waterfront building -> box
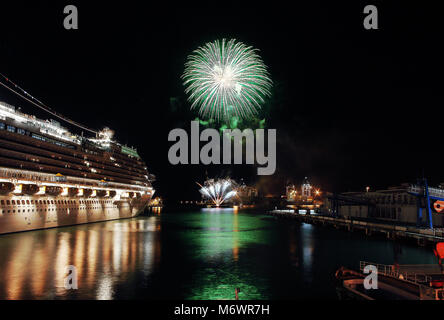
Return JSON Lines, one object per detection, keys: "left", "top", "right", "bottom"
{"left": 236, "top": 183, "right": 259, "bottom": 206}
{"left": 324, "top": 183, "right": 444, "bottom": 227}
{"left": 286, "top": 177, "right": 323, "bottom": 212}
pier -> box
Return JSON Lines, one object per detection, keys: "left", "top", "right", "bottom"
{"left": 267, "top": 210, "right": 444, "bottom": 246}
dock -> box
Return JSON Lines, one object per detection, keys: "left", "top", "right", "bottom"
{"left": 267, "top": 210, "right": 444, "bottom": 246}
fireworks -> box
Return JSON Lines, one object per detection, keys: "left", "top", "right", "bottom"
{"left": 183, "top": 39, "right": 272, "bottom": 122}
{"left": 198, "top": 179, "right": 238, "bottom": 207}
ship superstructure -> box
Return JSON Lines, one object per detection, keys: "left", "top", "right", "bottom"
{"left": 0, "top": 101, "right": 155, "bottom": 234}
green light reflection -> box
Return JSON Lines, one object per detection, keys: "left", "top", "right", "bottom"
{"left": 177, "top": 209, "right": 273, "bottom": 300}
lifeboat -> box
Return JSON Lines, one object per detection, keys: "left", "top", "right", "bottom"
{"left": 21, "top": 184, "right": 40, "bottom": 195}
{"left": 82, "top": 189, "right": 93, "bottom": 197}
{"left": 96, "top": 190, "right": 107, "bottom": 197}
{"left": 68, "top": 188, "right": 79, "bottom": 197}
{"left": 45, "top": 186, "right": 63, "bottom": 196}
{"left": 0, "top": 182, "right": 15, "bottom": 195}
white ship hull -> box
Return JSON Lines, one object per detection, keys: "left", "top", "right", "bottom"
{"left": 0, "top": 194, "right": 151, "bottom": 235}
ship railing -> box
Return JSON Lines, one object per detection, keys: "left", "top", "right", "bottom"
{"left": 0, "top": 168, "right": 54, "bottom": 182}
{"left": 360, "top": 261, "right": 442, "bottom": 299}
{"left": 409, "top": 185, "right": 423, "bottom": 195}
{"left": 432, "top": 288, "right": 444, "bottom": 300}
{"left": 409, "top": 184, "right": 444, "bottom": 198}
{"left": 0, "top": 167, "right": 150, "bottom": 192}
{"left": 419, "top": 285, "right": 440, "bottom": 300}
{"left": 0, "top": 103, "right": 81, "bottom": 144}
{"left": 429, "top": 188, "right": 444, "bottom": 198}
{"left": 359, "top": 261, "right": 432, "bottom": 285}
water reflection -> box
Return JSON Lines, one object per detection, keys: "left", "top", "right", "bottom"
{"left": 232, "top": 212, "right": 239, "bottom": 262}
{"left": 0, "top": 209, "right": 438, "bottom": 300}
{"left": 288, "top": 225, "right": 299, "bottom": 268}
{"left": 178, "top": 209, "right": 272, "bottom": 300}
{"left": 0, "top": 216, "right": 162, "bottom": 300}
{"left": 151, "top": 207, "right": 162, "bottom": 215}
{"left": 301, "top": 223, "right": 314, "bottom": 281}
{"left": 179, "top": 210, "right": 436, "bottom": 300}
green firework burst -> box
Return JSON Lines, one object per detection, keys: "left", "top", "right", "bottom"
{"left": 182, "top": 39, "right": 272, "bottom": 122}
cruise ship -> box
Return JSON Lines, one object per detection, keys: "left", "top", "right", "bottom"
{"left": 0, "top": 101, "right": 155, "bottom": 235}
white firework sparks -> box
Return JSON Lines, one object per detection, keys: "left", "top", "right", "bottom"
{"left": 182, "top": 38, "right": 272, "bottom": 121}
{"left": 198, "top": 179, "right": 238, "bottom": 207}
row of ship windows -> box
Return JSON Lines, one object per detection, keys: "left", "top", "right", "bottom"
{"left": 0, "top": 122, "right": 75, "bottom": 149}
{"left": 1, "top": 120, "right": 144, "bottom": 163}
{"left": 1, "top": 122, "right": 146, "bottom": 179}
{"left": 1, "top": 124, "right": 147, "bottom": 185}
{"left": 1, "top": 199, "right": 114, "bottom": 206}
{"left": 1, "top": 206, "right": 116, "bottom": 214}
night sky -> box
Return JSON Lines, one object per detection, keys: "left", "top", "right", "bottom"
{"left": 0, "top": 1, "right": 443, "bottom": 201}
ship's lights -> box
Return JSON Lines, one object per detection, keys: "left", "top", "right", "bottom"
{"left": 13, "top": 184, "right": 23, "bottom": 194}
{"left": 37, "top": 186, "right": 46, "bottom": 195}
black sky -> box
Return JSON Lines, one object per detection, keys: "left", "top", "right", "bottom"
{"left": 0, "top": 1, "right": 443, "bottom": 201}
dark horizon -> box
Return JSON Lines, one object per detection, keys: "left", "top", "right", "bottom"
{"left": 1, "top": 1, "right": 443, "bottom": 201}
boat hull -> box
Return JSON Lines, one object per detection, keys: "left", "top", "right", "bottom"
{"left": 0, "top": 194, "right": 151, "bottom": 235}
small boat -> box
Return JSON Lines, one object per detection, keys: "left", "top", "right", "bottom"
{"left": 336, "top": 262, "right": 444, "bottom": 300}
{"left": 68, "top": 188, "right": 79, "bottom": 197}
{"left": 82, "top": 189, "right": 93, "bottom": 197}
{"left": 96, "top": 190, "right": 107, "bottom": 197}
{"left": 21, "top": 184, "right": 40, "bottom": 195}
{"left": 0, "top": 182, "right": 15, "bottom": 195}
{"left": 45, "top": 186, "right": 63, "bottom": 196}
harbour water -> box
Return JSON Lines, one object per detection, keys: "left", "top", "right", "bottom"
{"left": 0, "top": 209, "right": 437, "bottom": 300}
